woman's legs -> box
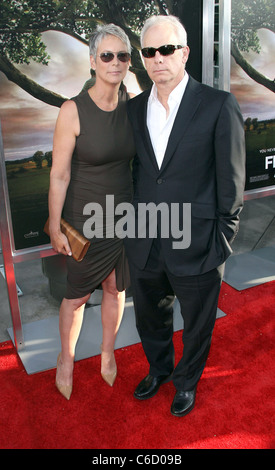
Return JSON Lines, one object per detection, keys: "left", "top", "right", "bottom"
{"left": 56, "top": 268, "right": 125, "bottom": 394}
{"left": 56, "top": 293, "right": 90, "bottom": 393}
{"left": 101, "top": 269, "right": 125, "bottom": 384}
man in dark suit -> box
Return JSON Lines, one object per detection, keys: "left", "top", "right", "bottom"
{"left": 125, "top": 15, "right": 246, "bottom": 417}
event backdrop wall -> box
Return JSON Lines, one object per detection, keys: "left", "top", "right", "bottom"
{"left": 0, "top": 0, "right": 274, "bottom": 255}
{"left": 1, "top": 0, "right": 274, "bottom": 354}
{"left": 0, "top": 0, "right": 203, "bottom": 253}
{"left": 230, "top": 0, "right": 275, "bottom": 194}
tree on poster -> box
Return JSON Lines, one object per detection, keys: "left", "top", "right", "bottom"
{"left": 0, "top": 0, "right": 203, "bottom": 250}
{"left": 1, "top": 0, "right": 274, "bottom": 250}
{"left": 0, "top": 0, "right": 202, "bottom": 107}
{"left": 231, "top": 0, "right": 275, "bottom": 191}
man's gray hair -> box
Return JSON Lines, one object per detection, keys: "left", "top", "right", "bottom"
{"left": 140, "top": 15, "right": 188, "bottom": 48}
{"left": 89, "top": 24, "right": 132, "bottom": 58}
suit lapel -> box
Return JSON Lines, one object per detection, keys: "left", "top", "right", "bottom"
{"left": 137, "top": 88, "right": 160, "bottom": 173}
{"left": 136, "top": 77, "right": 203, "bottom": 174}
{"left": 159, "top": 77, "right": 202, "bottom": 173}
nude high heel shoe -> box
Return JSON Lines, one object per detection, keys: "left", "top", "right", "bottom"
{"left": 100, "top": 345, "right": 117, "bottom": 387}
{"left": 55, "top": 353, "right": 73, "bottom": 400}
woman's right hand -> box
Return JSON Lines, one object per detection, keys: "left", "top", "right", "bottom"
{"left": 48, "top": 99, "right": 79, "bottom": 259}
{"left": 50, "top": 230, "right": 72, "bottom": 257}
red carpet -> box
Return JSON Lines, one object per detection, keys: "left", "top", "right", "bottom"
{"left": 0, "top": 281, "right": 274, "bottom": 450}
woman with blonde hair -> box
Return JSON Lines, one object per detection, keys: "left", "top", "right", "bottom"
{"left": 48, "top": 24, "right": 135, "bottom": 399}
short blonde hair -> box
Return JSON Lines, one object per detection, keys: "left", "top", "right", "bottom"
{"left": 140, "top": 15, "right": 187, "bottom": 48}
{"left": 89, "top": 24, "right": 131, "bottom": 59}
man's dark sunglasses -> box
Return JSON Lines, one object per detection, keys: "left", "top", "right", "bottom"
{"left": 141, "top": 44, "right": 183, "bottom": 58}
{"left": 99, "top": 52, "right": 131, "bottom": 63}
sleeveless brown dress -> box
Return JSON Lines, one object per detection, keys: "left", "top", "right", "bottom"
{"left": 63, "top": 89, "right": 135, "bottom": 299}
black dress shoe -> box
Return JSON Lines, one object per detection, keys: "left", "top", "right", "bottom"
{"left": 171, "top": 388, "right": 196, "bottom": 417}
{"left": 134, "top": 374, "right": 172, "bottom": 400}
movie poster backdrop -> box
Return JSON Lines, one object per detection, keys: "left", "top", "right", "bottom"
{"left": 3, "top": 1, "right": 275, "bottom": 252}
{"left": 0, "top": 0, "right": 204, "bottom": 252}
{"left": 230, "top": 0, "right": 275, "bottom": 192}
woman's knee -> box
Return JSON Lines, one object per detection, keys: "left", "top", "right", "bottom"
{"left": 63, "top": 293, "right": 91, "bottom": 310}
{"left": 102, "top": 270, "right": 121, "bottom": 298}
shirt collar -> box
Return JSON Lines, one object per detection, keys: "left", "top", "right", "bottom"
{"left": 149, "top": 72, "right": 189, "bottom": 105}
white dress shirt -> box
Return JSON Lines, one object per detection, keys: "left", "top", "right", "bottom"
{"left": 147, "top": 72, "right": 189, "bottom": 169}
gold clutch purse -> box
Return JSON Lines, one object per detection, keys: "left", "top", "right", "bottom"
{"left": 44, "top": 217, "right": 90, "bottom": 262}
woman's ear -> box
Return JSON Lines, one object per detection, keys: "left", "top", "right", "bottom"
{"left": 90, "top": 54, "right": 96, "bottom": 72}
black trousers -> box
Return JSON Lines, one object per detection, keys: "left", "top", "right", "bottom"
{"left": 129, "top": 236, "right": 225, "bottom": 391}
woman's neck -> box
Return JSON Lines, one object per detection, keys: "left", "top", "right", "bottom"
{"left": 88, "top": 82, "right": 120, "bottom": 112}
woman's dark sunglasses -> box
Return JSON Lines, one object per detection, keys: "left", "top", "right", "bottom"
{"left": 99, "top": 52, "right": 131, "bottom": 63}
{"left": 141, "top": 44, "right": 183, "bottom": 58}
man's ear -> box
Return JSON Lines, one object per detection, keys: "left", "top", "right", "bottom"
{"left": 182, "top": 46, "right": 190, "bottom": 65}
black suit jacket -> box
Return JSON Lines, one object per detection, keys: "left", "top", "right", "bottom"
{"left": 125, "top": 76, "right": 246, "bottom": 276}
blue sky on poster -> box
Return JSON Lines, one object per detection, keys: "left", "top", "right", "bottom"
{"left": 0, "top": 27, "right": 274, "bottom": 161}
